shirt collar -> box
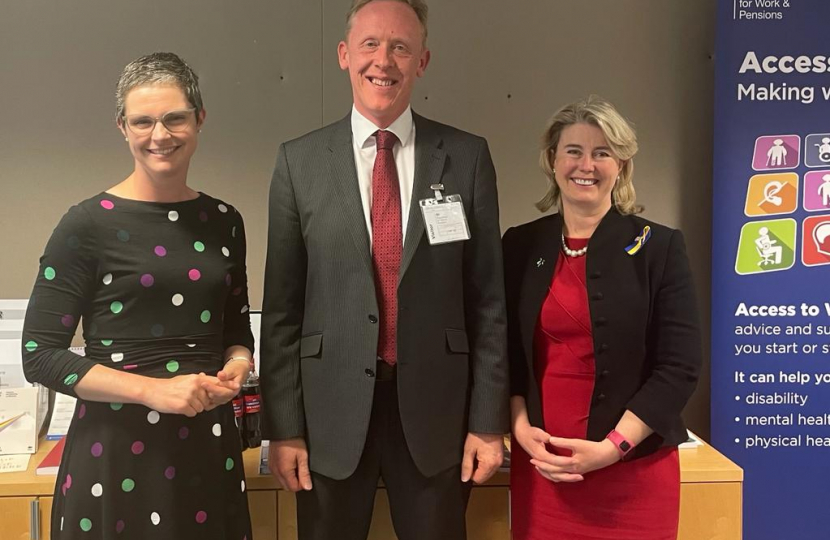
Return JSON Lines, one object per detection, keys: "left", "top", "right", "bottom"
{"left": 351, "top": 105, "right": 414, "bottom": 149}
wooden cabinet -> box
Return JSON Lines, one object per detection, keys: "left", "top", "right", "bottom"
{"left": 0, "top": 439, "right": 741, "bottom": 540}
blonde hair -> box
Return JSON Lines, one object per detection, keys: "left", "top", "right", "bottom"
{"left": 345, "top": 0, "right": 428, "bottom": 46}
{"left": 537, "top": 96, "right": 642, "bottom": 215}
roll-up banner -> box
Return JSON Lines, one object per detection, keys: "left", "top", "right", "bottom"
{"left": 712, "top": 1, "right": 830, "bottom": 538}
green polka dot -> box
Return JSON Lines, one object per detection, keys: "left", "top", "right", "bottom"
{"left": 225, "top": 457, "right": 234, "bottom": 471}
{"left": 110, "top": 301, "right": 123, "bottom": 314}
{"left": 121, "top": 478, "right": 135, "bottom": 492}
{"left": 80, "top": 518, "right": 92, "bottom": 532}
{"left": 166, "top": 360, "right": 180, "bottom": 373}
{"left": 101, "top": 339, "right": 113, "bottom": 347}
{"left": 44, "top": 267, "right": 56, "bottom": 280}
{"left": 63, "top": 373, "right": 78, "bottom": 386}
{"left": 110, "top": 403, "right": 123, "bottom": 411}
{"left": 116, "top": 230, "right": 130, "bottom": 242}
{"left": 200, "top": 310, "right": 211, "bottom": 323}
{"left": 25, "top": 341, "right": 38, "bottom": 352}
{"left": 194, "top": 241, "right": 205, "bottom": 252}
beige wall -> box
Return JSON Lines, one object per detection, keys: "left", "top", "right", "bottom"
{"left": 0, "top": 0, "right": 715, "bottom": 437}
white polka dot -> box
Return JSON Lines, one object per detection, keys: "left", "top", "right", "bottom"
{"left": 222, "top": 247, "right": 230, "bottom": 257}
{"left": 172, "top": 294, "right": 184, "bottom": 307}
{"left": 91, "top": 483, "right": 103, "bottom": 497}
{"left": 232, "top": 226, "right": 237, "bottom": 237}
{"left": 150, "top": 512, "right": 161, "bottom": 525}
{"left": 186, "top": 343, "right": 196, "bottom": 348}
{"left": 241, "top": 480, "right": 245, "bottom": 492}
{"left": 111, "top": 352, "right": 124, "bottom": 363}
{"left": 241, "top": 305, "right": 249, "bottom": 314}
{"left": 147, "top": 411, "right": 160, "bottom": 424}
{"left": 218, "top": 204, "right": 228, "bottom": 213}
{"left": 102, "top": 273, "right": 113, "bottom": 285}
{"left": 212, "top": 423, "right": 222, "bottom": 437}
{"left": 168, "top": 211, "right": 179, "bottom": 222}
{"left": 60, "top": 517, "right": 64, "bottom": 531}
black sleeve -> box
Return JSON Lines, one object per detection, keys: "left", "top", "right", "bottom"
{"left": 222, "top": 208, "right": 255, "bottom": 354}
{"left": 503, "top": 226, "right": 529, "bottom": 398}
{"left": 21, "top": 205, "right": 100, "bottom": 397}
{"left": 626, "top": 230, "right": 702, "bottom": 438}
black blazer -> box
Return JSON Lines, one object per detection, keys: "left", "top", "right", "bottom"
{"left": 503, "top": 209, "right": 701, "bottom": 458}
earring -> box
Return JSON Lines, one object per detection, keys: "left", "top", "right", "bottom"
{"left": 198, "top": 129, "right": 202, "bottom": 133}
{"left": 125, "top": 137, "right": 128, "bottom": 141}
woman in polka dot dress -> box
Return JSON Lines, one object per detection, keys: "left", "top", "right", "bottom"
{"left": 21, "top": 52, "right": 254, "bottom": 539}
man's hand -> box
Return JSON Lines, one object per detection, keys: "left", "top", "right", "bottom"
{"left": 461, "top": 432, "right": 504, "bottom": 484}
{"left": 268, "top": 438, "right": 313, "bottom": 492}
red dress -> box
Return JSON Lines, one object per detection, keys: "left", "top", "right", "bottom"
{"left": 511, "top": 238, "right": 680, "bottom": 540}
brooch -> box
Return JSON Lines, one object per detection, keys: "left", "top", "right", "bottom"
{"left": 625, "top": 226, "right": 652, "bottom": 256}
{"left": 536, "top": 257, "right": 545, "bottom": 267}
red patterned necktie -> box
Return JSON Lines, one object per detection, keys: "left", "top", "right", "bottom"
{"left": 371, "top": 130, "right": 401, "bottom": 366}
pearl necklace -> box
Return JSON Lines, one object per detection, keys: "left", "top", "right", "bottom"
{"left": 561, "top": 233, "right": 588, "bottom": 257}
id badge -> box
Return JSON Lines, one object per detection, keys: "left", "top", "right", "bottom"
{"left": 419, "top": 193, "right": 471, "bottom": 245}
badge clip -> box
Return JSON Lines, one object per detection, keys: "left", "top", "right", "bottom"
{"left": 430, "top": 183, "right": 445, "bottom": 201}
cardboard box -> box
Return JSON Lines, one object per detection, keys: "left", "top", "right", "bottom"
{"left": 0, "top": 386, "right": 48, "bottom": 454}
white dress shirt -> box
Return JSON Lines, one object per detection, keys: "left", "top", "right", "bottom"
{"left": 350, "top": 105, "right": 416, "bottom": 247}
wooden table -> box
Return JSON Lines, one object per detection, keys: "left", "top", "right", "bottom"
{"left": 0, "top": 438, "right": 742, "bottom": 539}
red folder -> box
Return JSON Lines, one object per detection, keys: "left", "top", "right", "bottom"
{"left": 36, "top": 437, "right": 66, "bottom": 476}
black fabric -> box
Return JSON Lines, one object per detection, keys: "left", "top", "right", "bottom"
{"left": 297, "top": 377, "right": 472, "bottom": 540}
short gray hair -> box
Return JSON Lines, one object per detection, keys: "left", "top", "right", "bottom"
{"left": 115, "top": 52, "right": 203, "bottom": 122}
{"left": 345, "top": 0, "right": 428, "bottom": 45}
{"left": 537, "top": 96, "right": 642, "bottom": 215}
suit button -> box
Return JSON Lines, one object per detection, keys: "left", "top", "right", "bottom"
{"left": 601, "top": 369, "right": 611, "bottom": 377}
{"left": 590, "top": 271, "right": 602, "bottom": 279}
{"left": 599, "top": 343, "right": 609, "bottom": 352}
{"left": 591, "top": 292, "right": 604, "bottom": 301}
{"left": 595, "top": 317, "right": 607, "bottom": 327}
{"left": 365, "top": 368, "right": 375, "bottom": 378}
{"left": 596, "top": 393, "right": 606, "bottom": 402}
{"left": 368, "top": 315, "right": 378, "bottom": 323}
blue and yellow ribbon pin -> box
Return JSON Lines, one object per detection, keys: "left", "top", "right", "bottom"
{"left": 625, "top": 226, "right": 652, "bottom": 256}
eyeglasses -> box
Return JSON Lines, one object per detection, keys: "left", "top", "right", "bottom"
{"left": 123, "top": 108, "right": 196, "bottom": 136}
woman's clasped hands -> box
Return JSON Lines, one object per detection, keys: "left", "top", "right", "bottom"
{"left": 514, "top": 421, "right": 621, "bottom": 483}
{"left": 141, "top": 360, "right": 249, "bottom": 417}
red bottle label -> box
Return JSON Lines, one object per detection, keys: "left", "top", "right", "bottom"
{"left": 244, "top": 394, "right": 261, "bottom": 414}
{"left": 232, "top": 397, "right": 244, "bottom": 418}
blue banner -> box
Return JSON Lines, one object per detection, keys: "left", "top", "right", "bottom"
{"left": 712, "top": 1, "right": 830, "bottom": 538}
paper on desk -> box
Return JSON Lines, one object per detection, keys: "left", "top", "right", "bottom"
{"left": 0, "top": 453, "right": 31, "bottom": 473}
{"left": 0, "top": 339, "right": 29, "bottom": 389}
{"left": 47, "top": 393, "right": 77, "bottom": 439}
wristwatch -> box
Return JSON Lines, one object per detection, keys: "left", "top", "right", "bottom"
{"left": 606, "top": 429, "right": 635, "bottom": 459}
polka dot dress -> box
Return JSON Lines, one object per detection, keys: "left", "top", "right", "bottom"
{"left": 21, "top": 192, "right": 254, "bottom": 540}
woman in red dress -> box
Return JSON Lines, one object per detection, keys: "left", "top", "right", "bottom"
{"left": 503, "top": 96, "right": 702, "bottom": 540}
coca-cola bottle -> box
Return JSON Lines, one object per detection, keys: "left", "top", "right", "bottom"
{"left": 232, "top": 391, "right": 247, "bottom": 450}
{"left": 241, "top": 361, "right": 262, "bottom": 448}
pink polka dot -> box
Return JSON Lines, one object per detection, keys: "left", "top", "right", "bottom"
{"left": 188, "top": 269, "right": 201, "bottom": 281}
{"left": 232, "top": 287, "right": 242, "bottom": 296}
{"left": 78, "top": 404, "right": 86, "bottom": 419}
{"left": 131, "top": 441, "right": 145, "bottom": 455}
{"left": 116, "top": 520, "right": 125, "bottom": 533}
{"left": 123, "top": 364, "right": 138, "bottom": 371}
{"left": 65, "top": 474, "right": 72, "bottom": 488}
{"left": 140, "top": 274, "right": 155, "bottom": 287}
{"left": 164, "top": 466, "right": 176, "bottom": 479}
{"left": 61, "top": 314, "right": 75, "bottom": 328}
{"left": 91, "top": 442, "right": 103, "bottom": 457}
{"left": 225, "top": 273, "right": 232, "bottom": 286}
{"left": 154, "top": 246, "right": 167, "bottom": 257}
{"left": 195, "top": 511, "right": 207, "bottom": 524}
{"left": 199, "top": 211, "right": 208, "bottom": 222}
{"left": 178, "top": 426, "right": 189, "bottom": 439}
{"left": 100, "top": 200, "right": 114, "bottom": 210}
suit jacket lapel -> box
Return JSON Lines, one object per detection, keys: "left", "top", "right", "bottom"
{"left": 399, "top": 113, "right": 446, "bottom": 283}
{"left": 520, "top": 214, "right": 561, "bottom": 370}
{"left": 326, "top": 115, "right": 374, "bottom": 274}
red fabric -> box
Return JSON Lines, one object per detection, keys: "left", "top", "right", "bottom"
{"left": 511, "top": 238, "right": 680, "bottom": 540}
{"left": 371, "top": 130, "right": 401, "bottom": 365}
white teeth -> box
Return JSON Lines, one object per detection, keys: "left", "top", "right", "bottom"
{"left": 149, "top": 147, "right": 177, "bottom": 155}
{"left": 370, "top": 78, "right": 394, "bottom": 87}
{"left": 572, "top": 178, "right": 597, "bottom": 186}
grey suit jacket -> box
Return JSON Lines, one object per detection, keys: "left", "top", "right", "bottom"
{"left": 260, "top": 112, "right": 509, "bottom": 480}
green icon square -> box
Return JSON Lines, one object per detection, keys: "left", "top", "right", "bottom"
{"left": 735, "top": 218, "right": 797, "bottom": 275}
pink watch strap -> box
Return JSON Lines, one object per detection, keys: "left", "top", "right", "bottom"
{"left": 606, "top": 429, "right": 635, "bottom": 458}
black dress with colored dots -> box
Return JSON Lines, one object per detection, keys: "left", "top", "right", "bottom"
{"left": 21, "top": 192, "right": 255, "bottom": 540}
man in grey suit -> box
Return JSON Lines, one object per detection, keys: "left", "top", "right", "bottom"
{"left": 260, "top": 1, "right": 509, "bottom": 538}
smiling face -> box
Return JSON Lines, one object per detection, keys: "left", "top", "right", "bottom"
{"left": 338, "top": 0, "right": 430, "bottom": 128}
{"left": 553, "top": 122, "right": 624, "bottom": 215}
{"left": 118, "top": 84, "right": 205, "bottom": 179}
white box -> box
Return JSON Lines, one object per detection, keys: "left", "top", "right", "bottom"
{"left": 0, "top": 386, "right": 48, "bottom": 454}
{"left": 0, "top": 299, "right": 28, "bottom": 321}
